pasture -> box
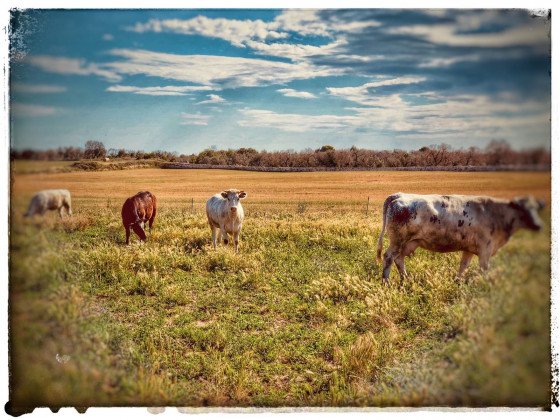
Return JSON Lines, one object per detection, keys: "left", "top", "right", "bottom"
{"left": 9, "top": 168, "right": 551, "bottom": 410}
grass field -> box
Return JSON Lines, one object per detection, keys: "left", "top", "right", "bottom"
{"left": 8, "top": 168, "right": 552, "bottom": 410}
{"left": 11, "top": 160, "right": 76, "bottom": 175}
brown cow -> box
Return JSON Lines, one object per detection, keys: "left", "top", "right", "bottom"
{"left": 121, "top": 191, "right": 157, "bottom": 245}
{"left": 377, "top": 193, "right": 545, "bottom": 284}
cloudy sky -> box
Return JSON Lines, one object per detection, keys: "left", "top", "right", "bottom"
{"left": 9, "top": 8, "right": 551, "bottom": 154}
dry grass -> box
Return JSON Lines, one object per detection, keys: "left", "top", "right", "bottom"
{"left": 8, "top": 167, "right": 551, "bottom": 411}
{"left": 11, "top": 167, "right": 550, "bottom": 211}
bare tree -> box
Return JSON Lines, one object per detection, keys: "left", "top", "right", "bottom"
{"left": 84, "top": 140, "right": 106, "bottom": 159}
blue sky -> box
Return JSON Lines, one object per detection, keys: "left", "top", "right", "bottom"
{"left": 9, "top": 8, "right": 551, "bottom": 154}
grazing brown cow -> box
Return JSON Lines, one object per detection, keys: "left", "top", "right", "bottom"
{"left": 206, "top": 189, "right": 247, "bottom": 253}
{"left": 377, "top": 193, "right": 545, "bottom": 284}
{"left": 121, "top": 191, "right": 157, "bottom": 245}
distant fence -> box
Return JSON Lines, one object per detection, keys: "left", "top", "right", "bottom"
{"left": 161, "top": 163, "right": 551, "bottom": 172}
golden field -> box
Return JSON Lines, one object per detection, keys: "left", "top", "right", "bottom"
{"left": 11, "top": 168, "right": 551, "bottom": 209}
{"left": 8, "top": 167, "right": 552, "bottom": 410}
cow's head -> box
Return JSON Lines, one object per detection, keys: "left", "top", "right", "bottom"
{"left": 510, "top": 196, "right": 545, "bottom": 231}
{"left": 221, "top": 189, "right": 247, "bottom": 214}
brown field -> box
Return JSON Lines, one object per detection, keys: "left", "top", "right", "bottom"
{"left": 8, "top": 167, "right": 552, "bottom": 408}
{"left": 11, "top": 168, "right": 551, "bottom": 211}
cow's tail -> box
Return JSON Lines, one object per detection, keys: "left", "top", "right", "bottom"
{"left": 377, "top": 194, "right": 396, "bottom": 260}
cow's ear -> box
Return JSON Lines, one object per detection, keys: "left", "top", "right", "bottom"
{"left": 538, "top": 199, "right": 546, "bottom": 211}
{"left": 239, "top": 191, "right": 247, "bottom": 199}
{"left": 221, "top": 191, "right": 228, "bottom": 199}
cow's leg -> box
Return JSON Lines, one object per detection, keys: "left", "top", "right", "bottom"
{"left": 394, "top": 253, "right": 407, "bottom": 282}
{"left": 58, "top": 207, "right": 64, "bottom": 219}
{"left": 457, "top": 251, "right": 474, "bottom": 279}
{"left": 64, "top": 203, "right": 72, "bottom": 217}
{"left": 220, "top": 226, "right": 229, "bottom": 246}
{"left": 382, "top": 244, "right": 397, "bottom": 285}
{"left": 210, "top": 225, "right": 218, "bottom": 250}
{"left": 40, "top": 208, "right": 46, "bottom": 217}
{"left": 125, "top": 226, "right": 131, "bottom": 245}
{"left": 233, "top": 230, "right": 241, "bottom": 253}
{"left": 478, "top": 250, "right": 491, "bottom": 271}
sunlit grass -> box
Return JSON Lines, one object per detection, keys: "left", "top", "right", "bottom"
{"left": 8, "top": 169, "right": 551, "bottom": 410}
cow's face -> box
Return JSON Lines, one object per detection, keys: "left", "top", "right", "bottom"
{"left": 221, "top": 190, "right": 247, "bottom": 214}
{"left": 512, "top": 196, "right": 545, "bottom": 231}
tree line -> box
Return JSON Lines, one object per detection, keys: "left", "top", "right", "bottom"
{"left": 11, "top": 140, "right": 550, "bottom": 168}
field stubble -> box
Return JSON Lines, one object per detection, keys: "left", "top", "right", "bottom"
{"left": 8, "top": 168, "right": 551, "bottom": 410}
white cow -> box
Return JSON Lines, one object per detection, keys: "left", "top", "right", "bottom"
{"left": 24, "top": 189, "right": 73, "bottom": 219}
{"left": 377, "top": 192, "right": 545, "bottom": 283}
{"left": 206, "top": 189, "right": 247, "bottom": 253}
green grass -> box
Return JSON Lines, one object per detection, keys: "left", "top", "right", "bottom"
{"left": 9, "top": 201, "right": 551, "bottom": 410}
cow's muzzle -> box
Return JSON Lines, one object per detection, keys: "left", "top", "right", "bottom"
{"left": 230, "top": 207, "right": 237, "bottom": 213}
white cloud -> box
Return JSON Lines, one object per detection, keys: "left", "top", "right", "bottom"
{"left": 244, "top": 38, "right": 346, "bottom": 61}
{"left": 106, "top": 49, "right": 345, "bottom": 89}
{"left": 180, "top": 112, "right": 210, "bottom": 126}
{"left": 102, "top": 34, "right": 114, "bottom": 41}
{"left": 269, "top": 10, "right": 380, "bottom": 37}
{"left": 277, "top": 88, "right": 316, "bottom": 99}
{"left": 24, "top": 55, "right": 121, "bottom": 82}
{"left": 238, "top": 89, "right": 549, "bottom": 139}
{"left": 23, "top": 49, "right": 344, "bottom": 90}
{"left": 197, "top": 94, "right": 226, "bottom": 105}
{"left": 11, "top": 103, "right": 62, "bottom": 117}
{"left": 238, "top": 109, "right": 360, "bottom": 132}
{"left": 106, "top": 84, "right": 213, "bottom": 96}
{"left": 345, "top": 93, "right": 550, "bottom": 135}
{"left": 389, "top": 11, "right": 549, "bottom": 48}
{"left": 126, "top": 11, "right": 380, "bottom": 61}
{"left": 11, "top": 83, "right": 67, "bottom": 93}
{"left": 327, "top": 77, "right": 427, "bottom": 105}
{"left": 128, "top": 16, "right": 287, "bottom": 48}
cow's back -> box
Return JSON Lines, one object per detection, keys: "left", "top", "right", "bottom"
{"left": 122, "top": 191, "right": 155, "bottom": 225}
{"left": 206, "top": 194, "right": 227, "bottom": 225}
{"left": 387, "top": 193, "right": 508, "bottom": 253}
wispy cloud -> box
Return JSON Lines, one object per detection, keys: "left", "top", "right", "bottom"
{"left": 24, "top": 55, "right": 121, "bottom": 82}
{"left": 179, "top": 112, "right": 210, "bottom": 126}
{"left": 126, "top": 11, "right": 380, "bottom": 63}
{"left": 197, "top": 94, "right": 226, "bottom": 105}
{"left": 327, "top": 77, "right": 427, "bottom": 105}
{"left": 388, "top": 10, "right": 549, "bottom": 47}
{"left": 106, "top": 84, "right": 213, "bottom": 96}
{"left": 127, "top": 16, "right": 287, "bottom": 48}
{"left": 239, "top": 90, "right": 549, "bottom": 138}
{"left": 106, "top": 49, "right": 345, "bottom": 89}
{"left": 11, "top": 102, "right": 63, "bottom": 117}
{"left": 102, "top": 34, "right": 114, "bottom": 41}
{"left": 238, "top": 109, "right": 360, "bottom": 132}
{"left": 277, "top": 88, "right": 316, "bottom": 99}
{"left": 11, "top": 83, "right": 67, "bottom": 93}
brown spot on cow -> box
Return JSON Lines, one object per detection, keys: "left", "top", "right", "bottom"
{"left": 458, "top": 220, "right": 465, "bottom": 227}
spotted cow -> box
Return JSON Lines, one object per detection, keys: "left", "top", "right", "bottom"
{"left": 376, "top": 193, "right": 545, "bottom": 283}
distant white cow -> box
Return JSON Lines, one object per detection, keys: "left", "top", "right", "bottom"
{"left": 24, "top": 189, "right": 72, "bottom": 219}
{"left": 377, "top": 192, "right": 545, "bottom": 283}
{"left": 206, "top": 189, "right": 247, "bottom": 253}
